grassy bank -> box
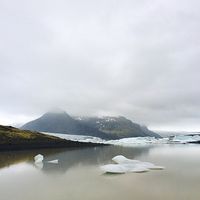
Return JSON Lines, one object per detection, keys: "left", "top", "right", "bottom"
{"left": 0, "top": 125, "right": 105, "bottom": 151}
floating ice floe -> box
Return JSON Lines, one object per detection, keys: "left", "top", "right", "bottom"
{"left": 34, "top": 154, "right": 44, "bottom": 169}
{"left": 47, "top": 159, "right": 59, "bottom": 164}
{"left": 34, "top": 154, "right": 44, "bottom": 163}
{"left": 34, "top": 154, "right": 59, "bottom": 168}
{"left": 112, "top": 155, "right": 164, "bottom": 170}
{"left": 100, "top": 155, "right": 164, "bottom": 174}
{"left": 112, "top": 155, "right": 140, "bottom": 164}
{"left": 101, "top": 164, "right": 149, "bottom": 174}
{"left": 101, "top": 164, "right": 128, "bottom": 174}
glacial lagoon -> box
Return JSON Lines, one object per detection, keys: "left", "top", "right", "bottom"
{"left": 0, "top": 142, "right": 200, "bottom": 200}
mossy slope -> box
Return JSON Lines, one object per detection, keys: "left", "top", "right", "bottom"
{"left": 0, "top": 125, "right": 103, "bottom": 151}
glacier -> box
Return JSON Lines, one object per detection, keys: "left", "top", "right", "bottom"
{"left": 42, "top": 132, "right": 200, "bottom": 146}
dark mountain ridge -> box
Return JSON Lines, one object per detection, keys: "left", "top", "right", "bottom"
{"left": 21, "top": 111, "right": 161, "bottom": 139}
{"left": 21, "top": 111, "right": 111, "bottom": 139}
{"left": 75, "top": 116, "right": 160, "bottom": 138}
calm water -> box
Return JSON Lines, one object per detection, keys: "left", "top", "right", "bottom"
{"left": 0, "top": 144, "right": 200, "bottom": 200}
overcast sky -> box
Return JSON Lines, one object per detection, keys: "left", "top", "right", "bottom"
{"left": 0, "top": 0, "right": 200, "bottom": 131}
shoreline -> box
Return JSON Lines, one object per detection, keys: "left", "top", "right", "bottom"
{"left": 0, "top": 125, "right": 108, "bottom": 152}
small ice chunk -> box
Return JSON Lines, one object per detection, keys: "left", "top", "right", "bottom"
{"left": 34, "top": 154, "right": 44, "bottom": 163}
{"left": 47, "top": 159, "right": 58, "bottom": 164}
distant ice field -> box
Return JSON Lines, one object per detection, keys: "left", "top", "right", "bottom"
{"left": 43, "top": 132, "right": 200, "bottom": 146}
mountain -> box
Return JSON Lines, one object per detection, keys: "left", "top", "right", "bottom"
{"left": 0, "top": 125, "right": 102, "bottom": 151}
{"left": 21, "top": 111, "right": 161, "bottom": 139}
{"left": 21, "top": 111, "right": 110, "bottom": 139}
{"left": 75, "top": 116, "right": 161, "bottom": 138}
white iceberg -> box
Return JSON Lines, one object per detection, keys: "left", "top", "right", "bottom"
{"left": 112, "top": 155, "right": 140, "bottom": 164}
{"left": 137, "top": 161, "right": 164, "bottom": 170}
{"left": 34, "top": 154, "right": 44, "bottom": 164}
{"left": 100, "top": 155, "right": 164, "bottom": 174}
{"left": 100, "top": 164, "right": 127, "bottom": 174}
{"left": 34, "top": 154, "right": 59, "bottom": 165}
{"left": 100, "top": 163, "right": 149, "bottom": 174}
{"left": 112, "top": 155, "right": 164, "bottom": 170}
{"left": 125, "top": 165, "right": 149, "bottom": 173}
{"left": 47, "top": 159, "right": 59, "bottom": 164}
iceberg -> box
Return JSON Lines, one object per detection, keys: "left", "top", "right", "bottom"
{"left": 100, "top": 155, "right": 164, "bottom": 174}
{"left": 34, "top": 154, "right": 44, "bottom": 169}
{"left": 100, "top": 163, "right": 149, "bottom": 174}
{"left": 100, "top": 164, "right": 127, "bottom": 174}
{"left": 34, "top": 154, "right": 44, "bottom": 163}
{"left": 34, "top": 154, "right": 59, "bottom": 169}
{"left": 137, "top": 161, "right": 164, "bottom": 170}
{"left": 112, "top": 155, "right": 164, "bottom": 170}
{"left": 112, "top": 155, "right": 140, "bottom": 164}
{"left": 34, "top": 154, "right": 59, "bottom": 164}
{"left": 125, "top": 164, "right": 149, "bottom": 173}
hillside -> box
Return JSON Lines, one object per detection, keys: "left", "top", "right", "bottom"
{"left": 21, "top": 111, "right": 110, "bottom": 139}
{"left": 76, "top": 116, "right": 161, "bottom": 139}
{"left": 0, "top": 125, "right": 103, "bottom": 151}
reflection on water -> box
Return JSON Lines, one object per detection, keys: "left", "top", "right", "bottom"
{"left": 42, "top": 145, "right": 152, "bottom": 173}
{"left": 0, "top": 145, "right": 152, "bottom": 173}
{"left": 0, "top": 144, "right": 200, "bottom": 200}
{"left": 0, "top": 148, "right": 68, "bottom": 170}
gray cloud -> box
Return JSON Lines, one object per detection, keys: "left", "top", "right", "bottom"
{"left": 0, "top": 0, "right": 200, "bottom": 131}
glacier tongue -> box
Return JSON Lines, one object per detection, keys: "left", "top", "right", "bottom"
{"left": 43, "top": 131, "right": 200, "bottom": 146}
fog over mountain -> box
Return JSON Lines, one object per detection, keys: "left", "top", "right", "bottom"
{"left": 0, "top": 0, "right": 200, "bottom": 131}
{"left": 21, "top": 111, "right": 160, "bottom": 139}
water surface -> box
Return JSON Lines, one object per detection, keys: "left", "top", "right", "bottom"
{"left": 0, "top": 144, "right": 200, "bottom": 200}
